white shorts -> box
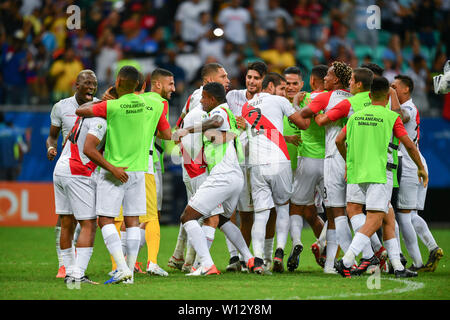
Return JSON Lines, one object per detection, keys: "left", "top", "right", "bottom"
{"left": 189, "top": 170, "right": 244, "bottom": 219}
{"left": 237, "top": 166, "right": 254, "bottom": 212}
{"left": 53, "top": 174, "right": 97, "bottom": 220}
{"left": 347, "top": 171, "right": 394, "bottom": 213}
{"left": 323, "top": 155, "right": 347, "bottom": 208}
{"left": 397, "top": 176, "right": 428, "bottom": 210}
{"left": 154, "top": 168, "right": 163, "bottom": 211}
{"left": 96, "top": 169, "right": 146, "bottom": 218}
{"left": 291, "top": 157, "right": 324, "bottom": 206}
{"left": 184, "top": 171, "right": 224, "bottom": 215}
{"left": 250, "top": 162, "right": 293, "bottom": 212}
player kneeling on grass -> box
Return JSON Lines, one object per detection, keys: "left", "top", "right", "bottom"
{"left": 334, "top": 77, "right": 428, "bottom": 279}
{"left": 172, "top": 82, "right": 255, "bottom": 276}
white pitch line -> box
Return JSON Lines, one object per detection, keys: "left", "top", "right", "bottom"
{"left": 265, "top": 277, "right": 425, "bottom": 300}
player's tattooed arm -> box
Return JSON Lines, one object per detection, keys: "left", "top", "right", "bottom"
{"left": 389, "top": 87, "right": 409, "bottom": 122}
{"left": 172, "top": 115, "right": 224, "bottom": 142}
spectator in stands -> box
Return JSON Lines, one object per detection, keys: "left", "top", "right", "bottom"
{"left": 198, "top": 28, "right": 225, "bottom": 63}
{"left": 221, "top": 40, "right": 242, "bottom": 82}
{"left": 0, "top": 30, "right": 28, "bottom": 105}
{"left": 173, "top": 36, "right": 202, "bottom": 84}
{"left": 71, "top": 28, "right": 95, "bottom": 70}
{"left": 257, "top": 0, "right": 294, "bottom": 42}
{"left": 175, "top": 0, "right": 211, "bottom": 45}
{"left": 94, "top": 28, "right": 121, "bottom": 96}
{"left": 217, "top": 0, "right": 251, "bottom": 47}
{"left": 156, "top": 47, "right": 187, "bottom": 97}
{"left": 406, "top": 55, "right": 430, "bottom": 112}
{"left": 0, "top": 112, "right": 30, "bottom": 181}
{"left": 258, "top": 36, "right": 296, "bottom": 74}
{"left": 328, "top": 23, "right": 353, "bottom": 60}
{"left": 48, "top": 47, "right": 84, "bottom": 103}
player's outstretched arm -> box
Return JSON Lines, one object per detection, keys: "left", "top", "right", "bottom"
{"left": 76, "top": 100, "right": 103, "bottom": 118}
{"left": 389, "top": 88, "right": 409, "bottom": 122}
{"left": 83, "top": 134, "right": 129, "bottom": 183}
{"left": 398, "top": 134, "right": 428, "bottom": 187}
{"left": 335, "top": 127, "right": 347, "bottom": 161}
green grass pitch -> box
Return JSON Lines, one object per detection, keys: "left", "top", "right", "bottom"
{"left": 0, "top": 225, "right": 448, "bottom": 300}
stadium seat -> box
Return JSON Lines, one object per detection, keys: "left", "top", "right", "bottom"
{"left": 354, "top": 45, "right": 373, "bottom": 61}
{"left": 378, "top": 29, "right": 391, "bottom": 46}
{"left": 296, "top": 43, "right": 316, "bottom": 64}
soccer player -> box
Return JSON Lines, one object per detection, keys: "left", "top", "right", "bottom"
{"left": 391, "top": 75, "right": 444, "bottom": 271}
{"left": 225, "top": 61, "right": 268, "bottom": 271}
{"left": 287, "top": 64, "right": 329, "bottom": 272}
{"left": 53, "top": 113, "right": 107, "bottom": 285}
{"left": 299, "top": 61, "right": 353, "bottom": 273}
{"left": 169, "top": 63, "right": 231, "bottom": 272}
{"left": 239, "top": 72, "right": 309, "bottom": 273}
{"left": 282, "top": 66, "right": 305, "bottom": 172}
{"left": 76, "top": 66, "right": 171, "bottom": 284}
{"left": 335, "top": 76, "right": 428, "bottom": 278}
{"left": 137, "top": 68, "right": 175, "bottom": 277}
{"left": 172, "top": 82, "right": 255, "bottom": 276}
{"left": 46, "top": 69, "right": 99, "bottom": 278}
{"left": 315, "top": 67, "right": 388, "bottom": 273}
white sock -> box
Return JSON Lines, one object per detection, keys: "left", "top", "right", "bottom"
{"left": 384, "top": 238, "right": 404, "bottom": 271}
{"left": 397, "top": 212, "right": 424, "bottom": 267}
{"left": 74, "top": 247, "right": 93, "bottom": 278}
{"left": 73, "top": 223, "right": 81, "bottom": 246}
{"left": 289, "top": 214, "right": 303, "bottom": 247}
{"left": 220, "top": 221, "right": 253, "bottom": 262}
{"left": 335, "top": 215, "right": 353, "bottom": 253}
{"left": 102, "top": 224, "right": 128, "bottom": 272}
{"left": 60, "top": 248, "right": 75, "bottom": 276}
{"left": 173, "top": 223, "right": 187, "bottom": 259}
{"left": 55, "top": 226, "right": 63, "bottom": 268}
{"left": 120, "top": 231, "right": 127, "bottom": 256}
{"left": 185, "top": 241, "right": 196, "bottom": 265}
{"left": 324, "top": 229, "right": 338, "bottom": 269}
{"left": 370, "top": 232, "right": 383, "bottom": 253}
{"left": 225, "top": 236, "right": 239, "bottom": 258}
{"left": 275, "top": 204, "right": 290, "bottom": 250}
{"left": 411, "top": 210, "right": 438, "bottom": 252}
{"left": 251, "top": 209, "right": 270, "bottom": 259}
{"left": 264, "top": 238, "right": 274, "bottom": 262}
{"left": 343, "top": 232, "right": 370, "bottom": 267}
{"left": 202, "top": 225, "right": 216, "bottom": 250}
{"left": 318, "top": 220, "right": 328, "bottom": 249}
{"left": 394, "top": 220, "right": 402, "bottom": 253}
{"left": 350, "top": 214, "right": 374, "bottom": 259}
{"left": 183, "top": 220, "right": 214, "bottom": 268}
{"left": 139, "top": 228, "right": 146, "bottom": 250}
{"left": 125, "top": 227, "right": 141, "bottom": 276}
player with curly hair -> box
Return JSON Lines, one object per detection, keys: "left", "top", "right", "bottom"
{"left": 298, "top": 61, "right": 354, "bottom": 274}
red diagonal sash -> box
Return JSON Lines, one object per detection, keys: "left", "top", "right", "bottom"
{"left": 241, "top": 102, "right": 290, "bottom": 160}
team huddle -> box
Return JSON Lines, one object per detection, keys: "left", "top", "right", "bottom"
{"left": 47, "top": 59, "right": 444, "bottom": 285}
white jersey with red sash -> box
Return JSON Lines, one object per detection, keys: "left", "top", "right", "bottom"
{"left": 53, "top": 116, "right": 106, "bottom": 177}
{"left": 242, "top": 92, "right": 295, "bottom": 165}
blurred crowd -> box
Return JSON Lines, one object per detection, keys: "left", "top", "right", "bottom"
{"left": 0, "top": 0, "right": 449, "bottom": 116}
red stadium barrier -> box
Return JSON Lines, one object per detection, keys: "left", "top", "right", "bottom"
{"left": 0, "top": 182, "right": 56, "bottom": 226}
